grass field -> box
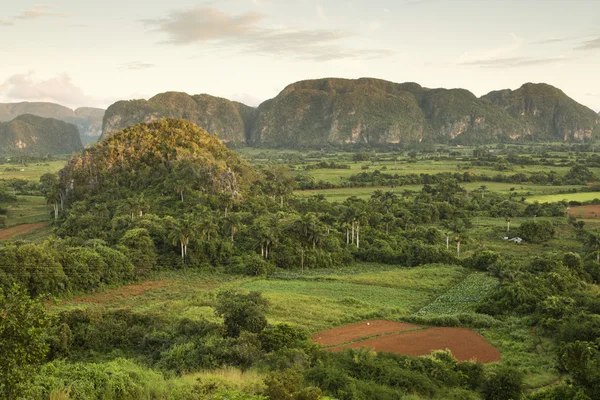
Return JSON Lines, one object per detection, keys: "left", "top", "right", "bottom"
{"left": 526, "top": 192, "right": 600, "bottom": 203}
{"left": 0, "top": 160, "right": 66, "bottom": 180}
{"left": 2, "top": 195, "right": 50, "bottom": 226}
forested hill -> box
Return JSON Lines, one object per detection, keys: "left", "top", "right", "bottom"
{"left": 100, "top": 78, "right": 600, "bottom": 148}
{"left": 101, "top": 92, "right": 256, "bottom": 144}
{"left": 0, "top": 101, "right": 105, "bottom": 145}
{"left": 0, "top": 114, "right": 83, "bottom": 155}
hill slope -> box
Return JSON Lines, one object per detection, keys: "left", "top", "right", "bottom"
{"left": 0, "top": 102, "right": 105, "bottom": 144}
{"left": 101, "top": 92, "right": 256, "bottom": 144}
{"left": 0, "top": 114, "right": 83, "bottom": 155}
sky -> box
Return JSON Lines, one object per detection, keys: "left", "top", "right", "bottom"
{"left": 0, "top": 0, "right": 599, "bottom": 111}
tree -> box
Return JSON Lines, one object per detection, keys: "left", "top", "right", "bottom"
{"left": 0, "top": 285, "right": 53, "bottom": 399}
{"left": 224, "top": 213, "right": 243, "bottom": 243}
{"left": 586, "top": 229, "right": 600, "bottom": 263}
{"left": 215, "top": 290, "right": 269, "bottom": 337}
{"left": 46, "top": 186, "right": 62, "bottom": 220}
{"left": 168, "top": 215, "right": 197, "bottom": 262}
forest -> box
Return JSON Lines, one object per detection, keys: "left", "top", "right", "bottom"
{"left": 1, "top": 118, "right": 600, "bottom": 399}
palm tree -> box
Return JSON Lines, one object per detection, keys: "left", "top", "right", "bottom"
{"left": 46, "top": 187, "right": 61, "bottom": 220}
{"left": 479, "top": 185, "right": 487, "bottom": 199}
{"left": 224, "top": 213, "right": 242, "bottom": 243}
{"left": 168, "top": 215, "right": 197, "bottom": 263}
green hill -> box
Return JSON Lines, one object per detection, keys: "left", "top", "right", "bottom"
{"left": 101, "top": 92, "right": 256, "bottom": 144}
{"left": 64, "top": 118, "right": 256, "bottom": 201}
{"left": 0, "top": 114, "right": 83, "bottom": 155}
{"left": 0, "top": 102, "right": 105, "bottom": 144}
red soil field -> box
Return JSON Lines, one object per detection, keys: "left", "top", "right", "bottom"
{"left": 312, "top": 320, "right": 422, "bottom": 347}
{"left": 0, "top": 222, "right": 48, "bottom": 241}
{"left": 328, "top": 327, "right": 500, "bottom": 364}
{"left": 568, "top": 205, "right": 600, "bottom": 219}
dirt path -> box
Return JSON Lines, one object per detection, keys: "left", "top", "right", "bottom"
{"left": 0, "top": 222, "right": 49, "bottom": 240}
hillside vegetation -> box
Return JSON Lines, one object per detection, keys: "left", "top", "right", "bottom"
{"left": 0, "top": 114, "right": 83, "bottom": 155}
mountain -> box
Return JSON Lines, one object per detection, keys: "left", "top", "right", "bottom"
{"left": 100, "top": 79, "right": 600, "bottom": 148}
{"left": 482, "top": 83, "right": 600, "bottom": 141}
{"left": 0, "top": 102, "right": 105, "bottom": 145}
{"left": 101, "top": 92, "right": 256, "bottom": 144}
{"left": 0, "top": 114, "right": 83, "bottom": 155}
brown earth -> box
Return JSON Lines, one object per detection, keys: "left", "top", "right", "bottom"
{"left": 568, "top": 205, "right": 600, "bottom": 218}
{"left": 329, "top": 327, "right": 500, "bottom": 363}
{"left": 312, "top": 320, "right": 421, "bottom": 347}
{"left": 0, "top": 222, "right": 49, "bottom": 240}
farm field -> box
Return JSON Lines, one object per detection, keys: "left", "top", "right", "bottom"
{"left": 1, "top": 195, "right": 49, "bottom": 227}
{"left": 50, "top": 263, "right": 558, "bottom": 389}
{"left": 0, "top": 160, "right": 66, "bottom": 180}
{"left": 526, "top": 191, "right": 600, "bottom": 203}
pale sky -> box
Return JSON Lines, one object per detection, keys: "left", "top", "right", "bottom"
{"left": 0, "top": 0, "right": 599, "bottom": 111}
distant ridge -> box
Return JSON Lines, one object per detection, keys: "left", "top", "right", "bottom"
{"left": 0, "top": 102, "right": 105, "bottom": 145}
{"left": 0, "top": 114, "right": 83, "bottom": 155}
{"left": 100, "top": 78, "right": 600, "bottom": 148}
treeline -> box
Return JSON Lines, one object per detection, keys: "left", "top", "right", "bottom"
{"left": 296, "top": 164, "right": 595, "bottom": 190}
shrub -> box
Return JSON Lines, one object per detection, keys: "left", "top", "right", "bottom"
{"left": 482, "top": 365, "right": 524, "bottom": 400}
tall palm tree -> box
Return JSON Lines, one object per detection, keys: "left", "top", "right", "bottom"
{"left": 46, "top": 187, "right": 61, "bottom": 220}
{"left": 168, "top": 215, "right": 197, "bottom": 263}
{"left": 224, "top": 213, "right": 242, "bottom": 243}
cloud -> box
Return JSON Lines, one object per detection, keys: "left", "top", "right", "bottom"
{"left": 0, "top": 4, "right": 70, "bottom": 26}
{"left": 143, "top": 6, "right": 393, "bottom": 61}
{"left": 459, "top": 56, "right": 567, "bottom": 68}
{"left": 0, "top": 72, "right": 89, "bottom": 107}
{"left": 119, "top": 62, "right": 156, "bottom": 71}
{"left": 144, "top": 7, "right": 263, "bottom": 44}
{"left": 577, "top": 36, "right": 600, "bottom": 50}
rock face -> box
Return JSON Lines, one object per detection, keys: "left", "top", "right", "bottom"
{"left": 482, "top": 83, "right": 600, "bottom": 141}
{"left": 0, "top": 102, "right": 105, "bottom": 145}
{"left": 101, "top": 92, "right": 256, "bottom": 144}
{"left": 0, "top": 114, "right": 83, "bottom": 155}
{"left": 250, "top": 78, "right": 598, "bottom": 147}
{"left": 99, "top": 79, "right": 600, "bottom": 148}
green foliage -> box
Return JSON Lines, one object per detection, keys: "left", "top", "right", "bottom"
{"left": 0, "top": 285, "right": 53, "bottom": 399}
{"left": 518, "top": 220, "right": 556, "bottom": 243}
{"left": 215, "top": 291, "right": 269, "bottom": 337}
{"left": 481, "top": 365, "right": 524, "bottom": 400}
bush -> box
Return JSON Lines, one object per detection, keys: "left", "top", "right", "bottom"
{"left": 518, "top": 220, "right": 556, "bottom": 243}
{"left": 215, "top": 291, "right": 269, "bottom": 337}
{"left": 482, "top": 365, "right": 524, "bottom": 400}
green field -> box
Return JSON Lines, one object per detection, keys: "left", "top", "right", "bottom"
{"left": 526, "top": 191, "right": 600, "bottom": 203}
{"left": 0, "top": 160, "right": 66, "bottom": 180}
{"left": 2, "top": 195, "right": 49, "bottom": 226}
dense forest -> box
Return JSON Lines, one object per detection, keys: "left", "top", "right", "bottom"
{"left": 1, "top": 119, "right": 600, "bottom": 399}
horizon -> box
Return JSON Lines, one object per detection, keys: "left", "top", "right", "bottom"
{"left": 1, "top": 0, "right": 599, "bottom": 111}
